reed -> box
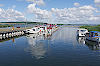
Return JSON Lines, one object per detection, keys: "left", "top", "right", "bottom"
{"left": 80, "top": 25, "right": 100, "bottom": 31}
{"left": 0, "top": 25, "right": 13, "bottom": 28}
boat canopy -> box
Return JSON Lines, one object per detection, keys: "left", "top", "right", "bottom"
{"left": 89, "top": 31, "right": 100, "bottom": 37}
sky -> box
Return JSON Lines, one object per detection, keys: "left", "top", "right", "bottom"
{"left": 0, "top": 0, "right": 100, "bottom": 24}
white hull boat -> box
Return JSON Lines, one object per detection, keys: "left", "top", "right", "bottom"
{"left": 25, "top": 27, "right": 40, "bottom": 34}
{"left": 77, "top": 28, "right": 88, "bottom": 37}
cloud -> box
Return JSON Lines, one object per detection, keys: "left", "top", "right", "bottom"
{"left": 51, "top": 5, "right": 100, "bottom": 24}
{"left": 26, "top": 0, "right": 100, "bottom": 24}
{"left": 0, "top": 8, "right": 26, "bottom": 22}
{"left": 0, "top": 4, "right": 4, "bottom": 7}
{"left": 27, "top": 4, "right": 100, "bottom": 24}
{"left": 94, "top": 0, "right": 100, "bottom": 7}
{"left": 26, "top": 0, "right": 45, "bottom": 6}
{"left": 27, "top": 3, "right": 52, "bottom": 22}
{"left": 74, "top": 3, "right": 80, "bottom": 7}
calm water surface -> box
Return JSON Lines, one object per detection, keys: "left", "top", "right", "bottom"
{"left": 0, "top": 27, "right": 100, "bottom": 66}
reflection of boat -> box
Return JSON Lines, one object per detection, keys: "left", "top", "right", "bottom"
{"left": 25, "top": 34, "right": 47, "bottom": 59}
{"left": 26, "top": 34, "right": 38, "bottom": 46}
{"left": 25, "top": 27, "right": 40, "bottom": 34}
{"left": 77, "top": 37, "right": 86, "bottom": 44}
{"left": 85, "top": 40, "right": 100, "bottom": 50}
{"left": 86, "top": 31, "right": 100, "bottom": 42}
{"left": 77, "top": 29, "right": 88, "bottom": 37}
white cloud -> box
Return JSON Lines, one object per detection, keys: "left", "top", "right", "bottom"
{"left": 0, "top": 8, "right": 26, "bottom": 22}
{"left": 94, "top": 0, "right": 100, "bottom": 7}
{"left": 74, "top": 3, "right": 80, "bottom": 7}
{"left": 51, "top": 5, "right": 100, "bottom": 24}
{"left": 27, "top": 3, "right": 100, "bottom": 24}
{"left": 26, "top": 0, "right": 45, "bottom": 6}
{"left": 26, "top": 0, "right": 100, "bottom": 24}
{"left": 27, "top": 3, "right": 52, "bottom": 22}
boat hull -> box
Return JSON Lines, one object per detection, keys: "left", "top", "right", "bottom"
{"left": 86, "top": 37, "right": 100, "bottom": 42}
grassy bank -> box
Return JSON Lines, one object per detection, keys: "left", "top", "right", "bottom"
{"left": 0, "top": 25, "right": 13, "bottom": 28}
{"left": 80, "top": 25, "right": 100, "bottom": 32}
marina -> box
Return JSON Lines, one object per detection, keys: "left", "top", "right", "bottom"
{"left": 1, "top": 26, "right": 100, "bottom": 66}
{"left": 0, "top": 24, "right": 58, "bottom": 40}
{"left": 1, "top": 0, "right": 100, "bottom": 66}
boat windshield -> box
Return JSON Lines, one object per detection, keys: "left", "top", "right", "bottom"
{"left": 95, "top": 33, "right": 100, "bottom": 36}
{"left": 98, "top": 33, "right": 100, "bottom": 36}
{"left": 80, "top": 30, "right": 86, "bottom": 32}
{"left": 95, "top": 33, "right": 98, "bottom": 36}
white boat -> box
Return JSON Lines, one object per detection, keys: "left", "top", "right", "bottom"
{"left": 25, "top": 27, "right": 40, "bottom": 34}
{"left": 39, "top": 26, "right": 47, "bottom": 35}
{"left": 86, "top": 31, "right": 100, "bottom": 42}
{"left": 77, "top": 28, "right": 88, "bottom": 37}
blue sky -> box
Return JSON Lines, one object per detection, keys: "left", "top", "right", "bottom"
{"left": 0, "top": 0, "right": 100, "bottom": 24}
{"left": 0, "top": 0, "right": 95, "bottom": 10}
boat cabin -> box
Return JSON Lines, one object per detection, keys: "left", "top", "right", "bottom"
{"left": 77, "top": 29, "right": 88, "bottom": 36}
{"left": 25, "top": 27, "right": 40, "bottom": 34}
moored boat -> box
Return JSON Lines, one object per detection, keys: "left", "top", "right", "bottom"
{"left": 25, "top": 26, "right": 40, "bottom": 34}
{"left": 77, "top": 28, "right": 88, "bottom": 37}
{"left": 86, "top": 31, "right": 100, "bottom": 42}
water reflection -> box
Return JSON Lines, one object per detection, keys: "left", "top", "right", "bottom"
{"left": 85, "top": 40, "right": 100, "bottom": 51}
{"left": 0, "top": 36, "right": 19, "bottom": 43}
{"left": 25, "top": 34, "right": 50, "bottom": 59}
{"left": 77, "top": 37, "right": 86, "bottom": 44}
{"left": 77, "top": 36, "right": 100, "bottom": 51}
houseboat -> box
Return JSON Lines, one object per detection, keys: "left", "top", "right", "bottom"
{"left": 25, "top": 26, "right": 40, "bottom": 34}
{"left": 77, "top": 29, "right": 88, "bottom": 37}
{"left": 86, "top": 31, "right": 100, "bottom": 42}
{"left": 39, "top": 26, "right": 48, "bottom": 35}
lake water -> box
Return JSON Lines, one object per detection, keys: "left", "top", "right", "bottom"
{"left": 0, "top": 27, "right": 100, "bottom": 66}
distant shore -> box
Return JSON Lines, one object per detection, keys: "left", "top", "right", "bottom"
{"left": 80, "top": 25, "right": 100, "bottom": 32}
{"left": 0, "top": 25, "right": 13, "bottom": 28}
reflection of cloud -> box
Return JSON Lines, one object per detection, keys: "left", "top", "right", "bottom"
{"left": 26, "top": 34, "right": 38, "bottom": 46}
{"left": 27, "top": 42, "right": 46, "bottom": 59}
{"left": 25, "top": 34, "right": 46, "bottom": 59}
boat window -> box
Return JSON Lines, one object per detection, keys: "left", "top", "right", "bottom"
{"left": 33, "top": 29, "right": 35, "bottom": 31}
{"left": 86, "top": 33, "right": 89, "bottom": 37}
{"left": 36, "top": 28, "right": 38, "bottom": 31}
{"left": 80, "top": 30, "right": 86, "bottom": 32}
{"left": 98, "top": 33, "right": 100, "bottom": 36}
{"left": 95, "top": 33, "right": 98, "bottom": 36}
{"left": 90, "top": 32, "right": 94, "bottom": 37}
{"left": 43, "top": 27, "right": 45, "bottom": 30}
{"left": 40, "top": 27, "right": 43, "bottom": 28}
